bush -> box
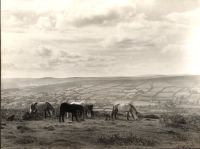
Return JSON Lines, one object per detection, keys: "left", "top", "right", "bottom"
{"left": 15, "top": 136, "right": 36, "bottom": 144}
{"left": 160, "top": 114, "right": 186, "bottom": 128}
{"left": 160, "top": 114, "right": 200, "bottom": 131}
{"left": 97, "top": 133, "right": 157, "bottom": 146}
{"left": 141, "top": 114, "right": 159, "bottom": 119}
{"left": 173, "top": 132, "right": 189, "bottom": 141}
{"left": 1, "top": 109, "right": 25, "bottom": 120}
{"left": 17, "top": 125, "right": 34, "bottom": 133}
{"left": 43, "top": 126, "right": 55, "bottom": 131}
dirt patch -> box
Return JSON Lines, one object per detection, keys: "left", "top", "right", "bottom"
{"left": 4, "top": 135, "right": 17, "bottom": 139}
{"left": 17, "top": 125, "right": 34, "bottom": 133}
{"left": 53, "top": 139, "right": 83, "bottom": 148}
{"left": 15, "top": 136, "right": 37, "bottom": 144}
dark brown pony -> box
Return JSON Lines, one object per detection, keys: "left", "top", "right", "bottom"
{"left": 59, "top": 103, "right": 84, "bottom": 122}
{"left": 70, "top": 101, "right": 94, "bottom": 118}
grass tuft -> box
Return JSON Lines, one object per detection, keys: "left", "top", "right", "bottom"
{"left": 97, "top": 133, "right": 157, "bottom": 146}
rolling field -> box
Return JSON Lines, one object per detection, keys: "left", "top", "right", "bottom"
{"left": 1, "top": 75, "right": 200, "bottom": 148}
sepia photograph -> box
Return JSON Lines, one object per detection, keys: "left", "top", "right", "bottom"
{"left": 1, "top": 0, "right": 200, "bottom": 148}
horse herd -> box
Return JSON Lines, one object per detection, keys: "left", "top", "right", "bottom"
{"left": 28, "top": 101, "right": 140, "bottom": 122}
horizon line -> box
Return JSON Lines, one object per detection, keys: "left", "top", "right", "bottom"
{"left": 2, "top": 74, "right": 200, "bottom": 79}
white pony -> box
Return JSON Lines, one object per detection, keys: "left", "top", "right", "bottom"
{"left": 111, "top": 103, "right": 139, "bottom": 120}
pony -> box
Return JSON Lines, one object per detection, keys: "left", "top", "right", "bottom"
{"left": 70, "top": 101, "right": 94, "bottom": 118}
{"left": 30, "top": 102, "right": 55, "bottom": 118}
{"left": 111, "top": 103, "right": 139, "bottom": 120}
{"left": 59, "top": 103, "right": 84, "bottom": 122}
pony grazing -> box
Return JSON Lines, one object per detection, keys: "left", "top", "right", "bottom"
{"left": 59, "top": 103, "right": 84, "bottom": 122}
{"left": 30, "top": 102, "right": 55, "bottom": 118}
{"left": 70, "top": 101, "right": 94, "bottom": 118}
{"left": 111, "top": 103, "right": 139, "bottom": 120}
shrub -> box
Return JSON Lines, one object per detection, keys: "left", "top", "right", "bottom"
{"left": 97, "top": 133, "right": 157, "bottom": 146}
{"left": 173, "top": 132, "right": 189, "bottom": 141}
{"left": 15, "top": 136, "right": 36, "bottom": 144}
{"left": 160, "top": 114, "right": 200, "bottom": 131}
{"left": 160, "top": 114, "right": 186, "bottom": 128}
{"left": 43, "top": 126, "right": 55, "bottom": 131}
{"left": 17, "top": 125, "right": 34, "bottom": 133}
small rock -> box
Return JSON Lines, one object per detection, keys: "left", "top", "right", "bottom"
{"left": 7, "top": 115, "right": 15, "bottom": 121}
{"left": 44, "top": 126, "right": 55, "bottom": 131}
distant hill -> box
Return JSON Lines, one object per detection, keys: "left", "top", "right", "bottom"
{"left": 1, "top": 75, "right": 200, "bottom": 109}
{"left": 1, "top": 75, "right": 200, "bottom": 89}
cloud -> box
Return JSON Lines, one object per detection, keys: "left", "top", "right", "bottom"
{"left": 36, "top": 49, "right": 117, "bottom": 71}
{"left": 101, "top": 7, "right": 199, "bottom": 54}
{"left": 165, "top": 8, "right": 200, "bottom": 25}
{"left": 2, "top": 63, "right": 18, "bottom": 70}
{"left": 85, "top": 56, "right": 116, "bottom": 68}
{"left": 2, "top": 0, "right": 137, "bottom": 32}
{"left": 162, "top": 44, "right": 186, "bottom": 53}
{"left": 36, "top": 16, "right": 56, "bottom": 30}
{"left": 36, "top": 47, "right": 52, "bottom": 57}
{"left": 59, "top": 51, "right": 82, "bottom": 59}
{"left": 71, "top": 5, "right": 136, "bottom": 27}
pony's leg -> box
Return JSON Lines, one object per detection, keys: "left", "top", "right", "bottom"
{"left": 59, "top": 114, "right": 61, "bottom": 122}
{"left": 75, "top": 112, "right": 79, "bottom": 122}
{"left": 44, "top": 110, "right": 46, "bottom": 119}
{"left": 72, "top": 112, "right": 74, "bottom": 121}
{"left": 59, "top": 111, "right": 61, "bottom": 122}
{"left": 91, "top": 110, "right": 94, "bottom": 118}
{"left": 115, "top": 111, "right": 118, "bottom": 120}
{"left": 59, "top": 111, "right": 63, "bottom": 122}
{"left": 84, "top": 109, "right": 87, "bottom": 118}
{"left": 78, "top": 111, "right": 81, "bottom": 119}
{"left": 62, "top": 112, "right": 65, "bottom": 122}
{"left": 47, "top": 110, "right": 51, "bottom": 117}
{"left": 86, "top": 109, "right": 89, "bottom": 118}
{"left": 111, "top": 111, "right": 114, "bottom": 120}
{"left": 127, "top": 111, "right": 129, "bottom": 120}
{"left": 82, "top": 108, "right": 86, "bottom": 118}
{"left": 82, "top": 110, "right": 85, "bottom": 120}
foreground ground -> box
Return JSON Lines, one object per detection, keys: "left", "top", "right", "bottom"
{"left": 1, "top": 114, "right": 200, "bottom": 149}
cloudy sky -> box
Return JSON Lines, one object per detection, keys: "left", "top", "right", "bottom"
{"left": 2, "top": 0, "right": 200, "bottom": 78}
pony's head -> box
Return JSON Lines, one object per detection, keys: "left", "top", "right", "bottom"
{"left": 30, "top": 102, "right": 38, "bottom": 114}
{"left": 46, "top": 102, "right": 55, "bottom": 115}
